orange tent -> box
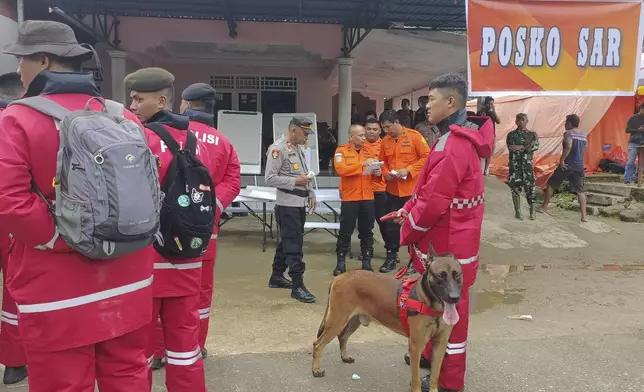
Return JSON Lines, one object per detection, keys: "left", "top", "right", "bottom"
{"left": 467, "top": 96, "right": 635, "bottom": 188}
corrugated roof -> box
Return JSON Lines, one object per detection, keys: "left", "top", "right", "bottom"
{"left": 45, "top": 0, "right": 466, "bottom": 29}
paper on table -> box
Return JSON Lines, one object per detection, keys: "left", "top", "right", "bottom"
{"left": 363, "top": 161, "right": 384, "bottom": 175}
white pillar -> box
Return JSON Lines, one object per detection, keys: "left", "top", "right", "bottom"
{"left": 107, "top": 50, "right": 127, "bottom": 104}
{"left": 375, "top": 96, "right": 385, "bottom": 116}
{"left": 337, "top": 57, "right": 353, "bottom": 146}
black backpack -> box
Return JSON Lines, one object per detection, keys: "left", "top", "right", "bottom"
{"left": 146, "top": 123, "right": 215, "bottom": 259}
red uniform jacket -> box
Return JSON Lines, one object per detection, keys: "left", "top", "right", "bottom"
{"left": 400, "top": 111, "right": 494, "bottom": 289}
{"left": 186, "top": 109, "right": 241, "bottom": 261}
{"left": 0, "top": 71, "right": 154, "bottom": 353}
{"left": 144, "top": 110, "right": 212, "bottom": 298}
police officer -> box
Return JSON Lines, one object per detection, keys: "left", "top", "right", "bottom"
{"left": 265, "top": 117, "right": 316, "bottom": 303}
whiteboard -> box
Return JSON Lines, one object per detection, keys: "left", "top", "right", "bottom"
{"left": 217, "top": 110, "right": 263, "bottom": 174}
{"left": 272, "top": 113, "right": 319, "bottom": 175}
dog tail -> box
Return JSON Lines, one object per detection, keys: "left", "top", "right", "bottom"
{"left": 316, "top": 279, "right": 335, "bottom": 339}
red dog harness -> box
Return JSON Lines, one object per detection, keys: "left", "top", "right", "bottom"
{"left": 398, "top": 277, "right": 443, "bottom": 336}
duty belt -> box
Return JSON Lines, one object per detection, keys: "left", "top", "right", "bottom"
{"left": 278, "top": 188, "right": 309, "bottom": 198}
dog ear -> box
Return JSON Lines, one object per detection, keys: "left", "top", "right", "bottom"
{"left": 428, "top": 242, "right": 438, "bottom": 261}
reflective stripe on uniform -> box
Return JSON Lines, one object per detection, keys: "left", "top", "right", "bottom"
{"left": 446, "top": 341, "right": 466, "bottom": 355}
{"left": 154, "top": 262, "right": 202, "bottom": 270}
{"left": 1, "top": 311, "right": 17, "bottom": 326}
{"left": 147, "top": 355, "right": 154, "bottom": 369}
{"left": 210, "top": 234, "right": 218, "bottom": 240}
{"left": 166, "top": 346, "right": 202, "bottom": 366}
{"left": 408, "top": 213, "right": 429, "bottom": 232}
{"left": 17, "top": 275, "right": 153, "bottom": 314}
{"left": 215, "top": 198, "right": 224, "bottom": 214}
{"left": 199, "top": 307, "right": 210, "bottom": 320}
{"left": 416, "top": 250, "right": 478, "bottom": 265}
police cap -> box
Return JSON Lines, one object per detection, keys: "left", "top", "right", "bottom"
{"left": 181, "top": 82, "right": 216, "bottom": 103}
{"left": 289, "top": 117, "right": 314, "bottom": 135}
{"left": 124, "top": 67, "right": 175, "bottom": 92}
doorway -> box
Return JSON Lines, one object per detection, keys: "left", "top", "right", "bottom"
{"left": 260, "top": 91, "right": 297, "bottom": 169}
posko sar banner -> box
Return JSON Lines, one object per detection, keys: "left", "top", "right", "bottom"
{"left": 466, "top": 0, "right": 644, "bottom": 96}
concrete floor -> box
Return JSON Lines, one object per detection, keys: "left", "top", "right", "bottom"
{"left": 3, "top": 177, "right": 644, "bottom": 391}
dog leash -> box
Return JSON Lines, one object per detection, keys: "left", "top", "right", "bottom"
{"left": 394, "top": 245, "right": 429, "bottom": 279}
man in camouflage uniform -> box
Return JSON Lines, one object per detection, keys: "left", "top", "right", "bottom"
{"left": 506, "top": 113, "right": 539, "bottom": 220}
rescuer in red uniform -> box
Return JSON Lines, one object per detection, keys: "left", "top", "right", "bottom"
{"left": 396, "top": 73, "right": 494, "bottom": 392}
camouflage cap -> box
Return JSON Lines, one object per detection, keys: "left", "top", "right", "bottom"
{"left": 290, "top": 117, "right": 314, "bottom": 135}
{"left": 124, "top": 67, "right": 175, "bottom": 93}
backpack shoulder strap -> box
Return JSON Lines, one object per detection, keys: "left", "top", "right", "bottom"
{"left": 146, "top": 123, "right": 180, "bottom": 154}
{"left": 9, "top": 96, "right": 70, "bottom": 121}
{"left": 185, "top": 130, "right": 197, "bottom": 154}
{"left": 104, "top": 99, "right": 124, "bottom": 117}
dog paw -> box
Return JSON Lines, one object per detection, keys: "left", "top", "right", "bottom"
{"left": 312, "top": 369, "right": 326, "bottom": 378}
{"left": 341, "top": 356, "right": 355, "bottom": 364}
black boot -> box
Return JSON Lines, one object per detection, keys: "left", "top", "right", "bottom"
{"left": 151, "top": 357, "right": 165, "bottom": 371}
{"left": 333, "top": 252, "right": 347, "bottom": 276}
{"left": 291, "top": 277, "right": 316, "bottom": 303}
{"left": 361, "top": 249, "right": 374, "bottom": 271}
{"left": 268, "top": 274, "right": 293, "bottom": 289}
{"left": 3, "top": 366, "right": 27, "bottom": 385}
{"left": 403, "top": 352, "right": 430, "bottom": 369}
{"left": 379, "top": 250, "right": 397, "bottom": 273}
{"left": 201, "top": 347, "right": 208, "bottom": 359}
{"left": 420, "top": 375, "right": 463, "bottom": 392}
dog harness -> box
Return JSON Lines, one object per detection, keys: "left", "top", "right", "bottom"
{"left": 397, "top": 277, "right": 443, "bottom": 336}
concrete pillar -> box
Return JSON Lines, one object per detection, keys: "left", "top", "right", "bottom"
{"left": 375, "top": 96, "right": 385, "bottom": 116}
{"left": 337, "top": 57, "right": 353, "bottom": 146}
{"left": 107, "top": 50, "right": 127, "bottom": 104}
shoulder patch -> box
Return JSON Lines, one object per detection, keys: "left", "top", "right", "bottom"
{"left": 271, "top": 149, "right": 280, "bottom": 159}
{"left": 335, "top": 153, "right": 343, "bottom": 163}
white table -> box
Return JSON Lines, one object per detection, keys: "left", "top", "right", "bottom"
{"left": 222, "top": 186, "right": 342, "bottom": 251}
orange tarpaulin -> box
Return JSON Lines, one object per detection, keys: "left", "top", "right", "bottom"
{"left": 467, "top": 96, "right": 634, "bottom": 188}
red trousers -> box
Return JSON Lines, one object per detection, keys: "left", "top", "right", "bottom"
{"left": 25, "top": 326, "right": 149, "bottom": 392}
{"left": 422, "top": 287, "right": 470, "bottom": 391}
{"left": 198, "top": 253, "right": 216, "bottom": 349}
{"left": 148, "top": 296, "right": 206, "bottom": 392}
{"left": 154, "top": 242, "right": 217, "bottom": 359}
{"left": 0, "top": 261, "right": 26, "bottom": 367}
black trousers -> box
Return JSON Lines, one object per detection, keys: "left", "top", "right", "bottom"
{"left": 335, "top": 200, "right": 375, "bottom": 255}
{"left": 373, "top": 192, "right": 388, "bottom": 249}
{"left": 272, "top": 205, "right": 306, "bottom": 283}
{"left": 385, "top": 193, "right": 410, "bottom": 252}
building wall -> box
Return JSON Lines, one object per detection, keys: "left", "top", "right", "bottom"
{"left": 96, "top": 18, "right": 341, "bottom": 122}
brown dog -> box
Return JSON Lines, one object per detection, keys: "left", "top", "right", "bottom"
{"left": 311, "top": 246, "right": 462, "bottom": 392}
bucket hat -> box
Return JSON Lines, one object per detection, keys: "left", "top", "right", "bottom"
{"left": 3, "top": 20, "right": 92, "bottom": 58}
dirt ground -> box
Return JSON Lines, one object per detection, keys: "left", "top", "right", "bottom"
{"left": 2, "top": 177, "right": 644, "bottom": 391}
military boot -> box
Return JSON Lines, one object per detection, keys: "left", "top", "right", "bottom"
{"left": 2, "top": 366, "right": 26, "bottom": 385}
{"left": 268, "top": 274, "right": 293, "bottom": 289}
{"left": 512, "top": 194, "right": 523, "bottom": 220}
{"left": 379, "top": 250, "right": 397, "bottom": 273}
{"left": 291, "top": 277, "right": 316, "bottom": 303}
{"left": 151, "top": 357, "right": 165, "bottom": 371}
{"left": 333, "top": 252, "right": 347, "bottom": 276}
{"left": 529, "top": 202, "right": 536, "bottom": 220}
{"left": 361, "top": 249, "right": 374, "bottom": 271}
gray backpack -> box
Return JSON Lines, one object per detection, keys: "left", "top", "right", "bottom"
{"left": 11, "top": 96, "right": 162, "bottom": 259}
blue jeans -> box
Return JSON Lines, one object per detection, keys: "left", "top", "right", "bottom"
{"left": 625, "top": 142, "right": 639, "bottom": 182}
